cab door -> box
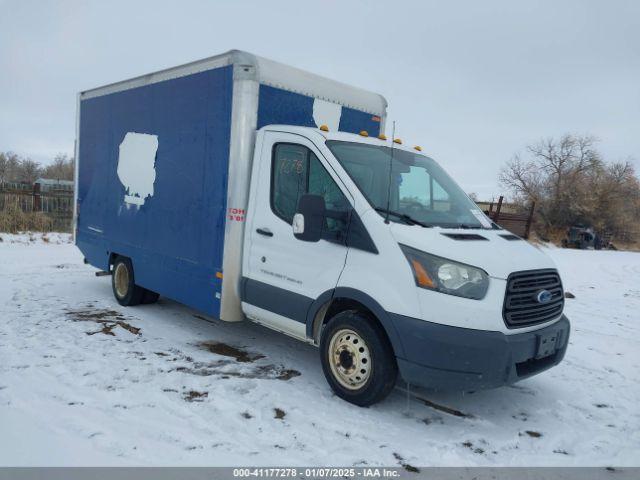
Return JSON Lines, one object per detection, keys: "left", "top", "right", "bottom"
{"left": 242, "top": 130, "right": 352, "bottom": 339}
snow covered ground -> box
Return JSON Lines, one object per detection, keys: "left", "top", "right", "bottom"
{"left": 0, "top": 235, "right": 638, "bottom": 467}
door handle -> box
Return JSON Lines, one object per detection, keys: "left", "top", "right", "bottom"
{"left": 256, "top": 228, "right": 273, "bottom": 237}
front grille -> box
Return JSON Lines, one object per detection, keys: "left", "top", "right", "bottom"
{"left": 503, "top": 269, "right": 564, "bottom": 327}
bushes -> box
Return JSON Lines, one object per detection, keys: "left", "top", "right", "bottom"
{"left": 0, "top": 203, "right": 53, "bottom": 233}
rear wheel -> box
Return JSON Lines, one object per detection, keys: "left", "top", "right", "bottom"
{"left": 112, "top": 256, "right": 145, "bottom": 306}
{"left": 320, "top": 310, "right": 397, "bottom": 406}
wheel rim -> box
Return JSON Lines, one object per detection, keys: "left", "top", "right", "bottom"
{"left": 114, "top": 263, "right": 129, "bottom": 298}
{"left": 328, "top": 328, "right": 371, "bottom": 390}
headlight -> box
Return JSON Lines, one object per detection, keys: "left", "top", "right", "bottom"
{"left": 399, "top": 244, "right": 489, "bottom": 300}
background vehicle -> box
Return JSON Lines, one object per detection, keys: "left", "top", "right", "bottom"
{"left": 75, "top": 50, "right": 570, "bottom": 406}
{"left": 562, "top": 225, "right": 613, "bottom": 250}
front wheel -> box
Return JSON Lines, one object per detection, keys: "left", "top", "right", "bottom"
{"left": 320, "top": 310, "right": 398, "bottom": 406}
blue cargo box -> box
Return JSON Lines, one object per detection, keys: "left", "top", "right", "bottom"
{"left": 74, "top": 50, "right": 387, "bottom": 321}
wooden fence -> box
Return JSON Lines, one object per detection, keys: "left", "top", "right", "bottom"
{"left": 0, "top": 181, "right": 74, "bottom": 231}
{"left": 480, "top": 196, "right": 536, "bottom": 239}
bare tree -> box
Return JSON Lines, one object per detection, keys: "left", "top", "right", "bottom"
{"left": 1, "top": 151, "right": 75, "bottom": 184}
{"left": 498, "top": 153, "right": 544, "bottom": 201}
{"left": 500, "top": 134, "right": 640, "bottom": 241}
{"left": 18, "top": 159, "right": 42, "bottom": 184}
{"left": 0, "top": 152, "right": 20, "bottom": 183}
{"left": 42, "top": 153, "right": 74, "bottom": 181}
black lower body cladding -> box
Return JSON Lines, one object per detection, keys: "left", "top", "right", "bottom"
{"left": 391, "top": 314, "right": 570, "bottom": 390}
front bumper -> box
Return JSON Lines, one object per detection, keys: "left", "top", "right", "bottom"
{"left": 391, "top": 313, "right": 570, "bottom": 391}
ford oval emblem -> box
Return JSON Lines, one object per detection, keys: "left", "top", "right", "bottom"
{"left": 536, "top": 289, "right": 553, "bottom": 304}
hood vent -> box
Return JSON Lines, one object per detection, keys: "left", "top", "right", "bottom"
{"left": 500, "top": 234, "right": 522, "bottom": 241}
{"left": 441, "top": 233, "right": 489, "bottom": 241}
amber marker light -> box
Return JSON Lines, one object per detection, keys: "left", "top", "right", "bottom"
{"left": 414, "top": 146, "right": 422, "bottom": 152}
{"left": 393, "top": 138, "right": 402, "bottom": 145}
{"left": 319, "top": 125, "right": 329, "bottom": 132}
{"left": 359, "top": 130, "right": 369, "bottom": 137}
{"left": 411, "top": 259, "right": 435, "bottom": 288}
{"left": 378, "top": 134, "right": 387, "bottom": 140}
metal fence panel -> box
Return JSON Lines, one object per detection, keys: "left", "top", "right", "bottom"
{"left": 0, "top": 181, "right": 73, "bottom": 232}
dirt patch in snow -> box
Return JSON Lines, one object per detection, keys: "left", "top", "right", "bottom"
{"left": 274, "top": 407, "right": 286, "bottom": 420}
{"left": 416, "top": 396, "right": 474, "bottom": 419}
{"left": 68, "top": 308, "right": 124, "bottom": 321}
{"left": 154, "top": 342, "right": 303, "bottom": 381}
{"left": 87, "top": 324, "right": 118, "bottom": 336}
{"left": 268, "top": 367, "right": 300, "bottom": 381}
{"left": 393, "top": 452, "right": 420, "bottom": 473}
{"left": 183, "top": 390, "right": 208, "bottom": 402}
{"left": 172, "top": 361, "right": 300, "bottom": 381}
{"left": 200, "top": 341, "right": 265, "bottom": 363}
{"left": 462, "top": 441, "right": 486, "bottom": 455}
{"left": 66, "top": 308, "right": 141, "bottom": 336}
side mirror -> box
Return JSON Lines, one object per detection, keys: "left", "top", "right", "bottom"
{"left": 293, "top": 194, "right": 325, "bottom": 242}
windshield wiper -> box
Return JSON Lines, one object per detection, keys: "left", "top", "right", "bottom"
{"left": 374, "top": 208, "right": 432, "bottom": 228}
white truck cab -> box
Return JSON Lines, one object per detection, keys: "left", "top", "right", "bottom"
{"left": 240, "top": 125, "right": 570, "bottom": 405}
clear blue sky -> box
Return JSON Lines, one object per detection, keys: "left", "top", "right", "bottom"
{"left": 1, "top": 0, "right": 638, "bottom": 199}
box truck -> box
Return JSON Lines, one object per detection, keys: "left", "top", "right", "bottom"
{"left": 75, "top": 50, "right": 570, "bottom": 406}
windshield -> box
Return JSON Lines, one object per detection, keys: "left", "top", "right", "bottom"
{"left": 326, "top": 141, "right": 491, "bottom": 229}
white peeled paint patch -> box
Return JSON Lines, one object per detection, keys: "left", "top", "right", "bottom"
{"left": 312, "top": 99, "right": 342, "bottom": 131}
{"left": 117, "top": 132, "right": 158, "bottom": 207}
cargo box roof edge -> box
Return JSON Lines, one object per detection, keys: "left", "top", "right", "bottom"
{"left": 80, "top": 49, "right": 387, "bottom": 116}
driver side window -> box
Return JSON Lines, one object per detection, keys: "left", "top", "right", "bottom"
{"left": 271, "top": 143, "right": 350, "bottom": 239}
{"left": 271, "top": 144, "right": 308, "bottom": 223}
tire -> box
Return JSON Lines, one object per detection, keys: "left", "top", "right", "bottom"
{"left": 111, "top": 256, "right": 145, "bottom": 306}
{"left": 320, "top": 310, "right": 398, "bottom": 407}
{"left": 141, "top": 289, "right": 160, "bottom": 304}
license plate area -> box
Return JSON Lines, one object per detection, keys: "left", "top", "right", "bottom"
{"left": 536, "top": 331, "right": 559, "bottom": 359}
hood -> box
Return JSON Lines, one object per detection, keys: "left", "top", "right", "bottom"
{"left": 389, "top": 223, "right": 556, "bottom": 279}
